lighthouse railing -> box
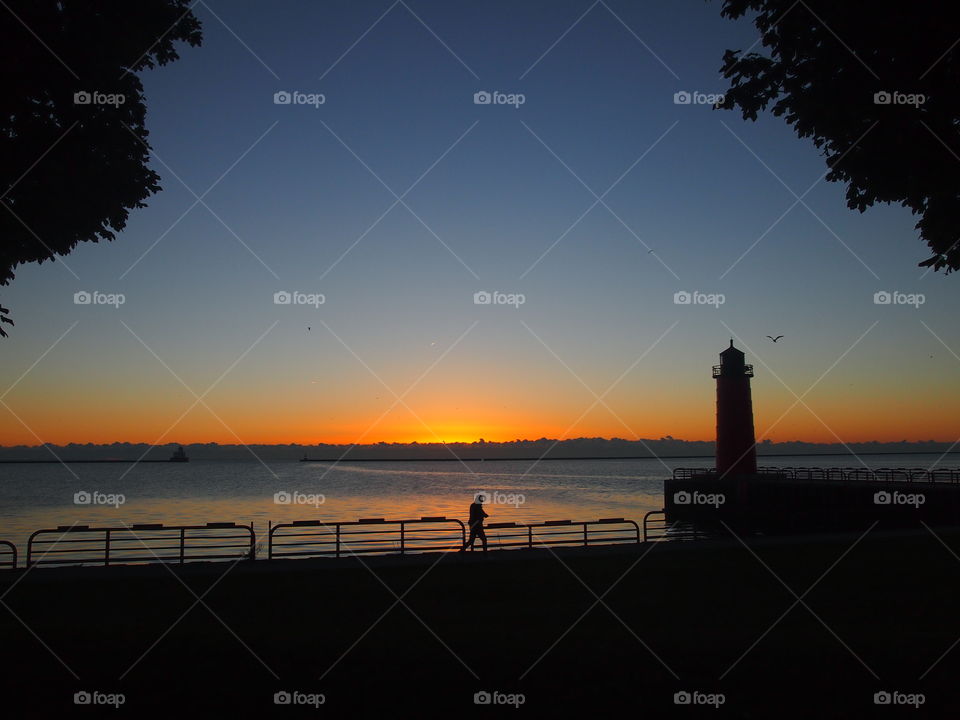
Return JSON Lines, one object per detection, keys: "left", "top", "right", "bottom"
{"left": 672, "top": 467, "right": 716, "bottom": 480}
{"left": 672, "top": 466, "right": 960, "bottom": 484}
{"left": 712, "top": 364, "right": 753, "bottom": 377}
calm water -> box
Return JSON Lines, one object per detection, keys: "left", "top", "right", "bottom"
{"left": 0, "top": 453, "right": 957, "bottom": 558}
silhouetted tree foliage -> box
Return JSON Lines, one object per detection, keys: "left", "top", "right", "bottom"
{"left": 717, "top": 0, "right": 960, "bottom": 273}
{"left": 0, "top": 0, "right": 202, "bottom": 335}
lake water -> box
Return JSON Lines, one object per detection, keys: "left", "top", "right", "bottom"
{"left": 1, "top": 453, "right": 956, "bottom": 562}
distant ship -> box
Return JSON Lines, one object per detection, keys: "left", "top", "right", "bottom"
{"left": 169, "top": 446, "right": 189, "bottom": 462}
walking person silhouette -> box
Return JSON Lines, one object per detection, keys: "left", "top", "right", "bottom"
{"left": 459, "top": 493, "right": 489, "bottom": 552}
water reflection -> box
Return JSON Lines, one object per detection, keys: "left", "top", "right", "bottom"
{"left": 0, "top": 454, "right": 954, "bottom": 559}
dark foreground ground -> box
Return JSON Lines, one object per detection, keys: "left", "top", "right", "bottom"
{"left": 2, "top": 527, "right": 959, "bottom": 718}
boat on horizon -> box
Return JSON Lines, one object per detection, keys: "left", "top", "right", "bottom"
{"left": 170, "top": 446, "right": 189, "bottom": 462}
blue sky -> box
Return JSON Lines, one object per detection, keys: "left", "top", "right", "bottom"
{"left": 2, "top": 0, "right": 957, "bottom": 445}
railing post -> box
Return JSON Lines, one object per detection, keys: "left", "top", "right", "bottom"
{"left": 336, "top": 524, "right": 341, "bottom": 558}
{"left": 104, "top": 529, "right": 111, "bottom": 567}
{"left": 268, "top": 521, "right": 273, "bottom": 560}
{"left": 179, "top": 527, "right": 186, "bottom": 565}
{"left": 527, "top": 526, "right": 533, "bottom": 549}
{"left": 583, "top": 523, "right": 588, "bottom": 547}
{"left": 400, "top": 522, "right": 405, "bottom": 555}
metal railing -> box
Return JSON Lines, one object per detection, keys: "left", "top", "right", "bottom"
{"left": 26, "top": 522, "right": 255, "bottom": 568}
{"left": 643, "top": 511, "right": 666, "bottom": 542}
{"left": 672, "top": 467, "right": 715, "bottom": 480}
{"left": 713, "top": 365, "right": 753, "bottom": 378}
{"left": 0, "top": 540, "right": 16, "bottom": 570}
{"left": 482, "top": 518, "right": 639, "bottom": 550}
{"left": 7, "top": 509, "right": 734, "bottom": 569}
{"left": 712, "top": 364, "right": 753, "bottom": 377}
{"left": 268, "top": 517, "right": 466, "bottom": 559}
{"left": 642, "top": 511, "right": 707, "bottom": 542}
{"left": 673, "top": 466, "right": 960, "bottom": 483}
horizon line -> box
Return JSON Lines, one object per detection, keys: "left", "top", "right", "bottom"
{"left": 1, "top": 437, "right": 957, "bottom": 450}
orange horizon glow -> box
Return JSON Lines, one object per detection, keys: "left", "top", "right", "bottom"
{"left": 4, "top": 354, "right": 959, "bottom": 447}
{"left": 2, "top": 418, "right": 958, "bottom": 447}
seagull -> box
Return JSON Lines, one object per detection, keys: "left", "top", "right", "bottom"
{"left": 767, "top": 335, "right": 784, "bottom": 343}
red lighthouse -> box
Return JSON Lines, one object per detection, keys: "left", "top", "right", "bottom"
{"left": 714, "top": 340, "right": 757, "bottom": 477}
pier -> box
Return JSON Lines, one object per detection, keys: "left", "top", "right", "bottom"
{"left": 663, "top": 343, "right": 960, "bottom": 533}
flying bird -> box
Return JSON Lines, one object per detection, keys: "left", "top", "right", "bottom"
{"left": 767, "top": 335, "right": 784, "bottom": 342}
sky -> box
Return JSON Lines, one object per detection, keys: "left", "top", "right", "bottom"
{"left": 1, "top": 0, "right": 958, "bottom": 447}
